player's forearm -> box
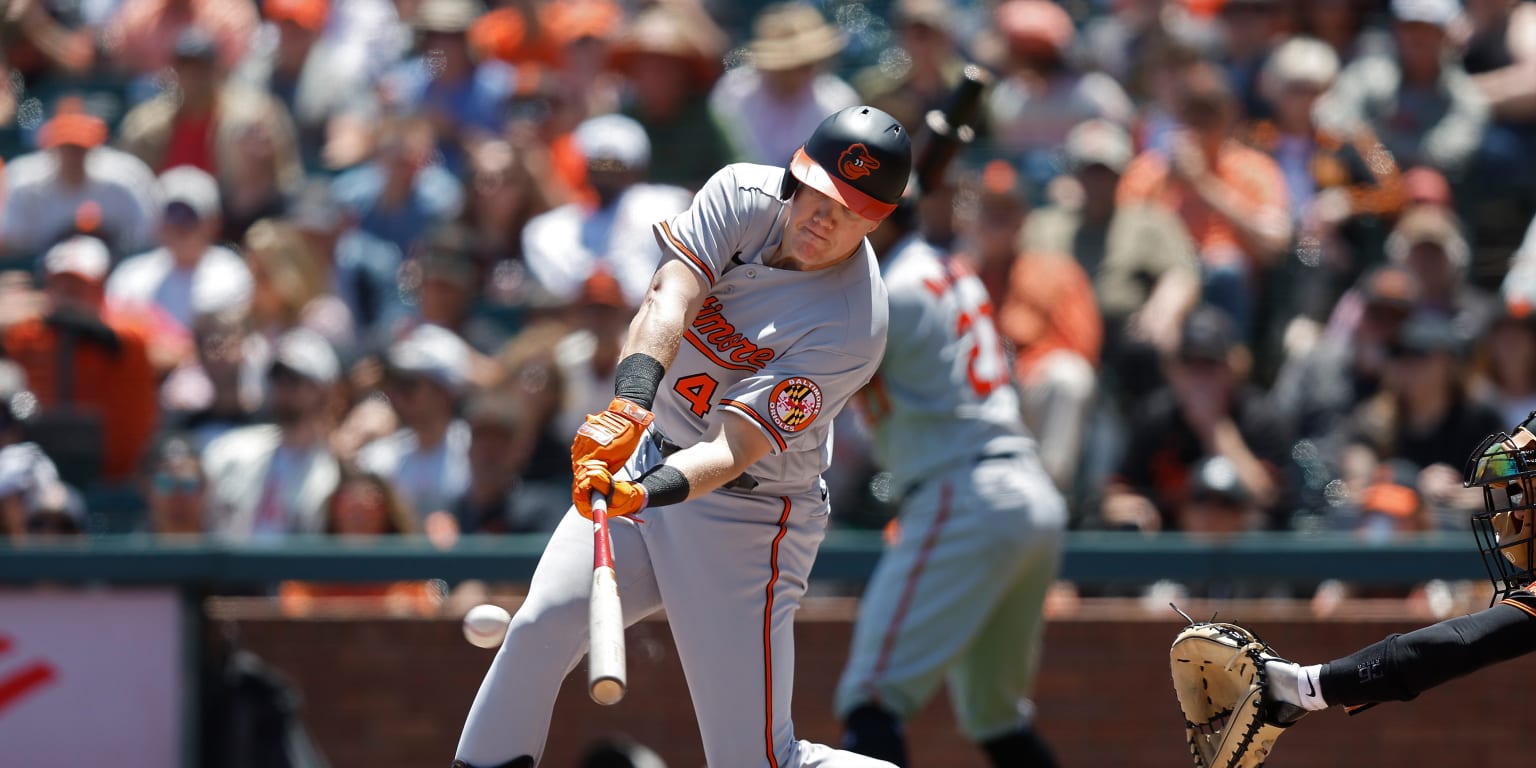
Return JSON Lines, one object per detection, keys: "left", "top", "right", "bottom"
{"left": 646, "top": 414, "right": 772, "bottom": 504}
{"left": 1317, "top": 601, "right": 1536, "bottom": 707}
{"left": 621, "top": 261, "right": 707, "bottom": 370}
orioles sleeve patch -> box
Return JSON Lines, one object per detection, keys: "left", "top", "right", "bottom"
{"left": 769, "top": 377, "right": 823, "bottom": 433}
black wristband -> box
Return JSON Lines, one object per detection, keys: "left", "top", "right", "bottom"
{"left": 614, "top": 353, "right": 666, "bottom": 410}
{"left": 639, "top": 464, "right": 690, "bottom": 508}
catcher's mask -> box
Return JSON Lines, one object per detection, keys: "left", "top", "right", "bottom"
{"left": 1466, "top": 412, "right": 1536, "bottom": 601}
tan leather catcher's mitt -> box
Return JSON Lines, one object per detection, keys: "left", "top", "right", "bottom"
{"left": 1169, "top": 620, "right": 1306, "bottom": 767}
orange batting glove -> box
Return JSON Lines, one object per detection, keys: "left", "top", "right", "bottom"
{"left": 571, "top": 397, "right": 655, "bottom": 473}
{"left": 573, "top": 460, "right": 648, "bottom": 520}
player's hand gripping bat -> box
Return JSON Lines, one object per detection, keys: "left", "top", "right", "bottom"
{"left": 588, "top": 491, "right": 627, "bottom": 705}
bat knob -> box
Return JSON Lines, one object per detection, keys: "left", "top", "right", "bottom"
{"left": 591, "top": 678, "right": 626, "bottom": 706}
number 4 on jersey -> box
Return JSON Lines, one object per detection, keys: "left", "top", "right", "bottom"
{"left": 673, "top": 373, "right": 719, "bottom": 417}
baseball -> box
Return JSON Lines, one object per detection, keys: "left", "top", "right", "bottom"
{"left": 462, "top": 604, "right": 511, "bottom": 649}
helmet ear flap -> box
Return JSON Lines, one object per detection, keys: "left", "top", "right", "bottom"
{"left": 779, "top": 167, "right": 800, "bottom": 201}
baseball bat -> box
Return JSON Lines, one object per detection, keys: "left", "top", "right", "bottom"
{"left": 912, "top": 63, "right": 990, "bottom": 197}
{"left": 588, "top": 491, "right": 627, "bottom": 706}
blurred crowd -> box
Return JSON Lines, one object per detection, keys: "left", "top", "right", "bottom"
{"left": 0, "top": 0, "right": 1533, "bottom": 583}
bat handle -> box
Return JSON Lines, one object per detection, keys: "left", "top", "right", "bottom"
{"left": 588, "top": 488, "right": 626, "bottom": 705}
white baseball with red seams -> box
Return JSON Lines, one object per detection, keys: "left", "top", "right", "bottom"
{"left": 462, "top": 604, "right": 511, "bottom": 649}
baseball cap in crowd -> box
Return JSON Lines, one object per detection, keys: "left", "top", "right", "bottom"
{"left": 1262, "top": 36, "right": 1339, "bottom": 92}
{"left": 388, "top": 323, "right": 471, "bottom": 396}
{"left": 37, "top": 97, "right": 107, "bottom": 150}
{"left": 995, "top": 0, "right": 1075, "bottom": 56}
{"left": 1064, "top": 118, "right": 1133, "bottom": 174}
{"left": 160, "top": 165, "right": 222, "bottom": 223}
{"left": 414, "top": 0, "right": 483, "bottom": 34}
{"left": 606, "top": 4, "right": 722, "bottom": 88}
{"left": 43, "top": 236, "right": 111, "bottom": 283}
{"left": 1188, "top": 456, "right": 1249, "bottom": 506}
{"left": 270, "top": 327, "right": 340, "bottom": 384}
{"left": 1392, "top": 0, "right": 1460, "bottom": 27}
{"left": 264, "top": 0, "right": 328, "bottom": 31}
{"left": 574, "top": 114, "right": 651, "bottom": 170}
{"left": 748, "top": 3, "right": 847, "bottom": 72}
{"left": 1386, "top": 206, "right": 1468, "bottom": 271}
{"left": 1178, "top": 306, "right": 1241, "bottom": 363}
{"left": 174, "top": 27, "right": 220, "bottom": 62}
{"left": 894, "top": 0, "right": 950, "bottom": 32}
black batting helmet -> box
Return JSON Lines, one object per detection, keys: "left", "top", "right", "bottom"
{"left": 783, "top": 106, "right": 912, "bottom": 221}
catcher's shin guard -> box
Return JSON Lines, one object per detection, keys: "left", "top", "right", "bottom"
{"left": 451, "top": 757, "right": 534, "bottom": 768}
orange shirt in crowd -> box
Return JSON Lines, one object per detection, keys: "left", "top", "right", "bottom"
{"left": 995, "top": 252, "right": 1103, "bottom": 380}
{"left": 1115, "top": 140, "right": 1288, "bottom": 268}
{"left": 2, "top": 313, "right": 158, "bottom": 482}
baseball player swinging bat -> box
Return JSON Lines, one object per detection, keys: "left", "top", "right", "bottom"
{"left": 588, "top": 491, "right": 626, "bottom": 705}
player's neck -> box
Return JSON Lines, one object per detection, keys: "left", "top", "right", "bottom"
{"left": 766, "top": 242, "right": 860, "bottom": 272}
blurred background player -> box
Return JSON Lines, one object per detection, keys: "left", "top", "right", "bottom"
{"left": 836, "top": 81, "right": 1066, "bottom": 767}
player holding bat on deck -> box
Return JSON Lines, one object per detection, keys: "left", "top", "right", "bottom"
{"left": 832, "top": 67, "right": 1067, "bottom": 767}
{"left": 452, "top": 105, "right": 912, "bottom": 768}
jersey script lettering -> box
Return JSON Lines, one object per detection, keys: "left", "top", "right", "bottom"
{"left": 687, "top": 296, "right": 777, "bottom": 370}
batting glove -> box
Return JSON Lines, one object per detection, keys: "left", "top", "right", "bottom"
{"left": 571, "top": 398, "right": 654, "bottom": 474}
{"left": 574, "top": 460, "right": 648, "bottom": 520}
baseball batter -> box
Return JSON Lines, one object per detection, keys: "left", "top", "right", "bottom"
{"left": 835, "top": 223, "right": 1067, "bottom": 766}
{"left": 453, "top": 106, "right": 913, "bottom": 768}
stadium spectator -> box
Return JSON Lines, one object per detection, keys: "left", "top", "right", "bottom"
{"left": 3, "top": 235, "right": 158, "bottom": 486}
{"left": 202, "top": 327, "right": 341, "bottom": 539}
{"left": 461, "top": 139, "right": 556, "bottom": 270}
{"left": 709, "top": 2, "right": 857, "bottom": 166}
{"left": 381, "top": 0, "right": 511, "bottom": 172}
{"left": 219, "top": 118, "right": 303, "bottom": 245}
{"left": 1213, "top": 0, "right": 1288, "bottom": 122}
{"left": 278, "top": 468, "right": 442, "bottom": 617}
{"left": 609, "top": 2, "right": 736, "bottom": 190}
{"left": 452, "top": 391, "right": 565, "bottom": 534}
{"left": 492, "top": 318, "right": 575, "bottom": 491}
{"left": 1383, "top": 205, "right": 1493, "bottom": 338}
{"left": 103, "top": 0, "right": 259, "bottom": 77}
{"left": 160, "top": 309, "right": 263, "bottom": 449}
{"left": 550, "top": 271, "right": 629, "bottom": 441}
{"left": 0, "top": 359, "right": 75, "bottom": 538}
{"left": 1252, "top": 37, "right": 1404, "bottom": 322}
{"left": 985, "top": 0, "right": 1134, "bottom": 186}
{"left": 144, "top": 434, "right": 209, "bottom": 536}
{"left": 285, "top": 179, "right": 406, "bottom": 349}
{"left": 1314, "top": 0, "right": 1489, "bottom": 180}
{"left": 1101, "top": 305, "right": 1291, "bottom": 531}
{"left": 1022, "top": 118, "right": 1199, "bottom": 377}
{"left": 1461, "top": 0, "right": 1536, "bottom": 179}
{"left": 0, "top": 98, "right": 162, "bottom": 259}
{"left": 1473, "top": 298, "right": 1536, "bottom": 428}
{"left": 1272, "top": 266, "right": 1420, "bottom": 445}
{"left": 107, "top": 165, "right": 254, "bottom": 336}
{"left": 118, "top": 27, "right": 301, "bottom": 184}
{"left": 543, "top": 0, "right": 624, "bottom": 122}
{"left": 407, "top": 224, "right": 506, "bottom": 358}
{"left": 357, "top": 323, "right": 472, "bottom": 526}
{"left": 520, "top": 113, "right": 691, "bottom": 309}
{"left": 1118, "top": 60, "right": 1292, "bottom": 340}
{"left": 236, "top": 0, "right": 376, "bottom": 173}
{"left": 1294, "top": 0, "right": 1392, "bottom": 65}
{"left": 242, "top": 218, "right": 354, "bottom": 350}
{"left": 969, "top": 161, "right": 1102, "bottom": 494}
{"left": 1328, "top": 312, "right": 1503, "bottom": 530}
{"left": 329, "top": 116, "right": 464, "bottom": 254}
{"left": 853, "top": 0, "right": 969, "bottom": 145}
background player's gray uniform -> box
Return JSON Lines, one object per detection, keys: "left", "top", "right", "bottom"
{"left": 835, "top": 234, "right": 1067, "bottom": 742}
{"left": 456, "top": 164, "right": 896, "bottom": 768}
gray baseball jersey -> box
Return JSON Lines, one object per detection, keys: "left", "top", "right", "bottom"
{"left": 650, "top": 162, "right": 888, "bottom": 496}
{"left": 859, "top": 234, "right": 1033, "bottom": 491}
{"left": 456, "top": 163, "right": 896, "bottom": 768}
{"left": 836, "top": 233, "right": 1066, "bottom": 743}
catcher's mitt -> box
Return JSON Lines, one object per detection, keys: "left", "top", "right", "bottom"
{"left": 1169, "top": 615, "right": 1307, "bottom": 768}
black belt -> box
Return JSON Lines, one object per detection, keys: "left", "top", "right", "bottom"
{"left": 901, "top": 451, "right": 1021, "bottom": 499}
{"left": 655, "top": 434, "right": 761, "bottom": 492}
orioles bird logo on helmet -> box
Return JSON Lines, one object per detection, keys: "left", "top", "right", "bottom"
{"left": 838, "top": 144, "right": 880, "bottom": 180}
